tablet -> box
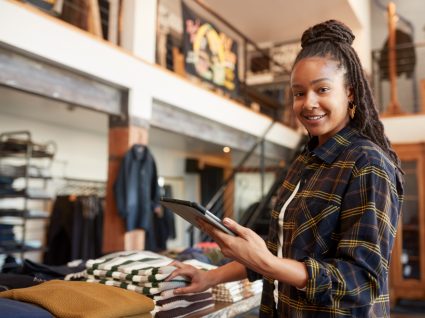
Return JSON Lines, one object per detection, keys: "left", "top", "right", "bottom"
{"left": 160, "top": 197, "right": 236, "bottom": 236}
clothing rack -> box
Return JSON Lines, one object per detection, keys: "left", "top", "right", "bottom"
{"left": 55, "top": 177, "right": 106, "bottom": 197}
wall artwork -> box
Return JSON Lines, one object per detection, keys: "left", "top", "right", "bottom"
{"left": 182, "top": 2, "right": 239, "bottom": 94}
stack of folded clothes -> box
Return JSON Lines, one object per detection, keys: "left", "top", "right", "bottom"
{"left": 84, "top": 251, "right": 188, "bottom": 295}
{"left": 212, "top": 278, "right": 263, "bottom": 303}
{"left": 0, "top": 279, "right": 154, "bottom": 318}
{"left": 183, "top": 259, "right": 263, "bottom": 303}
{"left": 151, "top": 288, "right": 214, "bottom": 318}
{"left": 72, "top": 250, "right": 215, "bottom": 317}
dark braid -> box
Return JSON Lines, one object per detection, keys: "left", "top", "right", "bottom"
{"left": 294, "top": 20, "right": 401, "bottom": 169}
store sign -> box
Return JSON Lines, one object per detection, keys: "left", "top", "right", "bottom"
{"left": 182, "top": 3, "right": 239, "bottom": 93}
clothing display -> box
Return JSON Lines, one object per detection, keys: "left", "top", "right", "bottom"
{"left": 114, "top": 145, "right": 162, "bottom": 251}
{"left": 154, "top": 184, "right": 176, "bottom": 251}
{"left": 247, "top": 125, "right": 404, "bottom": 317}
{"left": 212, "top": 279, "right": 263, "bottom": 303}
{"left": 0, "top": 164, "right": 51, "bottom": 179}
{"left": 82, "top": 250, "right": 188, "bottom": 296}
{"left": 0, "top": 279, "right": 155, "bottom": 318}
{"left": 0, "top": 131, "right": 55, "bottom": 259}
{"left": 182, "top": 259, "right": 263, "bottom": 303}
{"left": 65, "top": 250, "right": 224, "bottom": 317}
{"left": 44, "top": 195, "right": 103, "bottom": 265}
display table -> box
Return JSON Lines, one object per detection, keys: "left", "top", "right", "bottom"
{"left": 185, "top": 293, "right": 261, "bottom": 318}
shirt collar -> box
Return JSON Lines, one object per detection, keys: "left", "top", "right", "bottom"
{"left": 307, "top": 125, "right": 359, "bottom": 164}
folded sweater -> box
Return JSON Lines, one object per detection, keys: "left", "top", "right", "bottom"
{"left": 0, "top": 280, "right": 154, "bottom": 318}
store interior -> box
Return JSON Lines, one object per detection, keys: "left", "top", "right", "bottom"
{"left": 1, "top": 0, "right": 425, "bottom": 317}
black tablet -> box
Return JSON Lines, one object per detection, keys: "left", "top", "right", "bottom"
{"left": 160, "top": 197, "right": 236, "bottom": 236}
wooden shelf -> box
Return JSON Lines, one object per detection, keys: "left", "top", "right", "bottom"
{"left": 390, "top": 143, "right": 425, "bottom": 304}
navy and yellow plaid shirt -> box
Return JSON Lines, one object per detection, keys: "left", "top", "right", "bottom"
{"left": 249, "top": 125, "right": 404, "bottom": 317}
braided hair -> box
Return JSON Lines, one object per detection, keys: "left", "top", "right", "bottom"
{"left": 293, "top": 20, "right": 401, "bottom": 169}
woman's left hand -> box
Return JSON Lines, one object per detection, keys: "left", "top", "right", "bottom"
{"left": 199, "top": 217, "right": 275, "bottom": 273}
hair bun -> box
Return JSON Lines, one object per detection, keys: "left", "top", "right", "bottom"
{"left": 301, "top": 20, "right": 355, "bottom": 48}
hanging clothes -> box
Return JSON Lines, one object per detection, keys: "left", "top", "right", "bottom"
{"left": 154, "top": 184, "right": 176, "bottom": 251}
{"left": 113, "top": 145, "right": 161, "bottom": 251}
{"left": 379, "top": 28, "right": 416, "bottom": 80}
{"left": 44, "top": 195, "right": 103, "bottom": 265}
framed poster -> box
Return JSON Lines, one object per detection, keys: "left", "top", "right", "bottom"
{"left": 182, "top": 2, "right": 239, "bottom": 94}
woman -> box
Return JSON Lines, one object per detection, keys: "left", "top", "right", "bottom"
{"left": 167, "top": 20, "right": 404, "bottom": 317}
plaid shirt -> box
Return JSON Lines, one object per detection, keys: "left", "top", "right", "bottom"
{"left": 249, "top": 125, "right": 404, "bottom": 317}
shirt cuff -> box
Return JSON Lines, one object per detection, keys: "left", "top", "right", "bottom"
{"left": 303, "top": 257, "right": 332, "bottom": 303}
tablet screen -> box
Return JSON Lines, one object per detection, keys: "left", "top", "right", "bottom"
{"left": 160, "top": 197, "right": 236, "bottom": 236}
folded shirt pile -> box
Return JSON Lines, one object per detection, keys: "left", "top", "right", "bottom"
{"left": 73, "top": 250, "right": 215, "bottom": 317}
{"left": 83, "top": 251, "right": 187, "bottom": 295}
{"left": 183, "top": 259, "right": 263, "bottom": 303}
{"left": 212, "top": 278, "right": 263, "bottom": 303}
{"left": 151, "top": 289, "right": 214, "bottom": 318}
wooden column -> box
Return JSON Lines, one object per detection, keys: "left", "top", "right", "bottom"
{"left": 103, "top": 115, "right": 149, "bottom": 254}
{"left": 386, "top": 2, "right": 403, "bottom": 115}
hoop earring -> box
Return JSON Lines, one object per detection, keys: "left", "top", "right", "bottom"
{"left": 348, "top": 101, "right": 356, "bottom": 119}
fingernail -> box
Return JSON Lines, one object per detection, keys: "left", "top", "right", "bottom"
{"left": 223, "top": 218, "right": 231, "bottom": 225}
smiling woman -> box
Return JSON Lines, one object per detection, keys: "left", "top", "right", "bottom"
{"left": 166, "top": 20, "right": 405, "bottom": 318}
{"left": 291, "top": 57, "right": 351, "bottom": 146}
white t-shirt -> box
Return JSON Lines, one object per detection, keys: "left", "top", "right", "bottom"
{"left": 274, "top": 181, "right": 301, "bottom": 306}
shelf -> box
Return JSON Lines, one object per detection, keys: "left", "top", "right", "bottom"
{"left": 0, "top": 245, "right": 45, "bottom": 254}
{"left": 0, "top": 135, "right": 56, "bottom": 159}
{"left": 0, "top": 150, "right": 54, "bottom": 159}
{"left": 0, "top": 131, "right": 54, "bottom": 260}
{"left": 0, "top": 240, "right": 44, "bottom": 254}
{"left": 0, "top": 174, "right": 52, "bottom": 180}
{"left": 0, "top": 209, "right": 49, "bottom": 219}
{"left": 0, "top": 192, "right": 52, "bottom": 200}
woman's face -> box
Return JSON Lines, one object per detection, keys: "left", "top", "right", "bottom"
{"left": 291, "top": 57, "right": 352, "bottom": 146}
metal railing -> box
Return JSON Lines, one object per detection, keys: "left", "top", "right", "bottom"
{"left": 186, "top": 121, "right": 302, "bottom": 244}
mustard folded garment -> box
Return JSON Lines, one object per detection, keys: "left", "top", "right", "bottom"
{"left": 0, "top": 280, "right": 154, "bottom": 318}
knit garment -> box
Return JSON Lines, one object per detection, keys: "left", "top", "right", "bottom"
{"left": 0, "top": 280, "right": 154, "bottom": 318}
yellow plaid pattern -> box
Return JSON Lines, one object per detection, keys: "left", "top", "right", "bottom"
{"left": 249, "top": 126, "right": 404, "bottom": 317}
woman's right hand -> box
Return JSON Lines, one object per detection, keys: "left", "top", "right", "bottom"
{"left": 166, "top": 261, "right": 215, "bottom": 294}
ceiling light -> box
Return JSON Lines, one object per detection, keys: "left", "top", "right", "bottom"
{"left": 223, "top": 146, "right": 231, "bottom": 153}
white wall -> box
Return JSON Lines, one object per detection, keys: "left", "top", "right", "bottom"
{"left": 348, "top": 0, "right": 372, "bottom": 73}
{"left": 0, "top": 98, "right": 109, "bottom": 181}
{"left": 383, "top": 114, "right": 425, "bottom": 144}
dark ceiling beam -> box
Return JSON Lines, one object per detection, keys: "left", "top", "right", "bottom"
{"left": 150, "top": 98, "right": 290, "bottom": 161}
{"left": 0, "top": 44, "right": 124, "bottom": 115}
